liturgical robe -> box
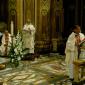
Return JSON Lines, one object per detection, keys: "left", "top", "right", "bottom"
{"left": 0, "top": 32, "right": 11, "bottom": 56}
{"left": 22, "top": 23, "right": 35, "bottom": 53}
{"left": 65, "top": 32, "right": 85, "bottom": 78}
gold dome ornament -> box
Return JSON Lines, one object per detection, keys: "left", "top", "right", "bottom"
{"left": 0, "top": 64, "right": 6, "bottom": 70}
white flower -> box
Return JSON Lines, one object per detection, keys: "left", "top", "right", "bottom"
{"left": 12, "top": 59, "right": 14, "bottom": 62}
{"left": 8, "top": 31, "right": 23, "bottom": 63}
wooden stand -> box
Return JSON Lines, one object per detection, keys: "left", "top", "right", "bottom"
{"left": 73, "top": 60, "right": 85, "bottom": 82}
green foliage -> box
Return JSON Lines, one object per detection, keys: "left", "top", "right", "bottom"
{"left": 8, "top": 31, "right": 29, "bottom": 67}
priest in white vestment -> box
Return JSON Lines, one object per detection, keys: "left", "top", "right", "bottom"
{"left": 65, "top": 25, "right": 85, "bottom": 79}
{"left": 22, "top": 19, "right": 36, "bottom": 54}
{"left": 0, "top": 30, "right": 11, "bottom": 56}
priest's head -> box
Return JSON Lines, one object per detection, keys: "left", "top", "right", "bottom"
{"left": 72, "top": 25, "right": 81, "bottom": 34}
{"left": 4, "top": 30, "right": 9, "bottom": 36}
{"left": 26, "top": 19, "right": 31, "bottom": 24}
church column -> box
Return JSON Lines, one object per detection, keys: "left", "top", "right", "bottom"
{"left": 34, "top": 0, "right": 51, "bottom": 53}
{"left": 35, "top": 0, "right": 37, "bottom": 28}
{"left": 50, "top": 0, "right": 64, "bottom": 52}
{"left": 16, "top": 0, "right": 23, "bottom": 31}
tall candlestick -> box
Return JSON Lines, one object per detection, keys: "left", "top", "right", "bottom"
{"left": 11, "top": 21, "right": 14, "bottom": 35}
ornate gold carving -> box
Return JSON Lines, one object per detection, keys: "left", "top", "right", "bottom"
{"left": 8, "top": 0, "right": 16, "bottom": 16}
{"left": 40, "top": 0, "right": 50, "bottom": 15}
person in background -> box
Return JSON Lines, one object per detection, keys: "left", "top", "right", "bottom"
{"left": 22, "top": 19, "right": 36, "bottom": 60}
{"left": 65, "top": 25, "right": 85, "bottom": 80}
{"left": 79, "top": 38, "right": 85, "bottom": 59}
{"left": 0, "top": 30, "right": 11, "bottom": 56}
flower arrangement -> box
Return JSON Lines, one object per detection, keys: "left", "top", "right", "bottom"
{"left": 8, "top": 31, "right": 29, "bottom": 67}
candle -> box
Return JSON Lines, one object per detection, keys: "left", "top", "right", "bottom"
{"left": 11, "top": 21, "right": 14, "bottom": 35}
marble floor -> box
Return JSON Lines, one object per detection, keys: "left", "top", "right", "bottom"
{"left": 0, "top": 53, "right": 72, "bottom": 85}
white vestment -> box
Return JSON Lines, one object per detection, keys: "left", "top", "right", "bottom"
{"left": 0, "top": 33, "right": 11, "bottom": 55}
{"left": 65, "top": 32, "right": 85, "bottom": 78}
{"left": 22, "top": 23, "right": 35, "bottom": 53}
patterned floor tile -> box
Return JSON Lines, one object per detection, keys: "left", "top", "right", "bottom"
{"left": 0, "top": 55, "right": 70, "bottom": 85}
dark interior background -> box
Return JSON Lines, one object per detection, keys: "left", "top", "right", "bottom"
{"left": 63, "top": 0, "right": 85, "bottom": 38}
{"left": 0, "top": 0, "right": 8, "bottom": 23}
